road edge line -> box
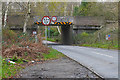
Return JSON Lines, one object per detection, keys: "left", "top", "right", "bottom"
{"left": 63, "top": 54, "right": 104, "bottom": 80}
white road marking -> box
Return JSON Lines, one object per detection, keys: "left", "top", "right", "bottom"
{"left": 92, "top": 52, "right": 113, "bottom": 58}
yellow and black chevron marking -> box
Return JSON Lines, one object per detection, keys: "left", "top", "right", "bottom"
{"left": 54, "top": 22, "right": 72, "bottom": 25}
{"left": 36, "top": 22, "right": 42, "bottom": 24}
{"left": 35, "top": 22, "right": 72, "bottom": 25}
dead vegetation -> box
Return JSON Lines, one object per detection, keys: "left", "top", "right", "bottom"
{"left": 2, "top": 42, "right": 49, "bottom": 60}
{"left": 2, "top": 29, "right": 50, "bottom": 60}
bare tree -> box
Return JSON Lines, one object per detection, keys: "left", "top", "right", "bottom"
{"left": 3, "top": 1, "right": 10, "bottom": 28}
{"left": 23, "top": 1, "right": 31, "bottom": 33}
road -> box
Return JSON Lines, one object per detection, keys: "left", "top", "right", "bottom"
{"left": 43, "top": 41, "right": 118, "bottom": 78}
{"left": 42, "top": 40, "right": 59, "bottom": 45}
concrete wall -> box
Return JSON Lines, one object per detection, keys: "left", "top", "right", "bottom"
{"left": 73, "top": 16, "right": 105, "bottom": 26}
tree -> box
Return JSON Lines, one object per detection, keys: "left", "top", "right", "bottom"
{"left": 23, "top": 1, "right": 31, "bottom": 33}
{"left": 73, "top": 2, "right": 118, "bottom": 20}
{"left": 73, "top": 2, "right": 92, "bottom": 16}
{"left": 3, "top": 1, "right": 10, "bottom": 28}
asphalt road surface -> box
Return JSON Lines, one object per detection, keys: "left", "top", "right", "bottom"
{"left": 52, "top": 45, "right": 118, "bottom": 78}
{"left": 49, "top": 43, "right": 118, "bottom": 78}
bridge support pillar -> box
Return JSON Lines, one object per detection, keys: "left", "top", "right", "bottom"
{"left": 61, "top": 25, "right": 73, "bottom": 45}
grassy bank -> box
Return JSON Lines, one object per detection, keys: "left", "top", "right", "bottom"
{"left": 2, "top": 29, "right": 64, "bottom": 78}
{"left": 0, "top": 56, "right": 2, "bottom": 79}
{"left": 79, "top": 43, "right": 118, "bottom": 50}
{"left": 73, "top": 23, "right": 118, "bottom": 50}
{"left": 2, "top": 48, "right": 64, "bottom": 78}
{"left": 47, "top": 37, "right": 61, "bottom": 42}
{"left": 43, "top": 48, "right": 64, "bottom": 60}
{"left": 47, "top": 38, "right": 56, "bottom": 42}
{"left": 2, "top": 59, "right": 24, "bottom": 78}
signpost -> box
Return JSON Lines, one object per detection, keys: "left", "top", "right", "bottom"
{"left": 48, "top": 27, "right": 50, "bottom": 38}
{"left": 40, "top": 16, "right": 57, "bottom": 45}
{"left": 42, "top": 16, "right": 51, "bottom": 46}
{"left": 33, "top": 31, "right": 37, "bottom": 35}
{"left": 33, "top": 31, "right": 37, "bottom": 43}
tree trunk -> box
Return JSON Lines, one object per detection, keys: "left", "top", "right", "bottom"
{"left": 23, "top": 1, "right": 31, "bottom": 33}
{"left": 57, "top": 26, "right": 61, "bottom": 34}
{"left": 71, "top": 4, "right": 73, "bottom": 16}
{"left": 23, "top": 14, "right": 29, "bottom": 33}
{"left": 3, "top": 1, "right": 10, "bottom": 28}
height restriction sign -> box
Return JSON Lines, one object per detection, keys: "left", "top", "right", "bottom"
{"left": 42, "top": 16, "right": 51, "bottom": 26}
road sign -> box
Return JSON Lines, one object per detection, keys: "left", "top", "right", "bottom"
{"left": 51, "top": 16, "right": 57, "bottom": 22}
{"left": 108, "top": 35, "right": 110, "bottom": 37}
{"left": 42, "top": 16, "right": 51, "bottom": 26}
{"left": 106, "top": 35, "right": 110, "bottom": 40}
{"left": 33, "top": 31, "right": 37, "bottom": 35}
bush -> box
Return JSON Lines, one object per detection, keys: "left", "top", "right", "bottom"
{"left": 81, "top": 32, "right": 89, "bottom": 37}
{"left": 3, "top": 29, "right": 17, "bottom": 43}
{"left": 73, "top": 27, "right": 118, "bottom": 49}
{"left": 47, "top": 27, "right": 60, "bottom": 37}
{"left": 53, "top": 31, "right": 59, "bottom": 36}
{"left": 73, "top": 32, "right": 89, "bottom": 44}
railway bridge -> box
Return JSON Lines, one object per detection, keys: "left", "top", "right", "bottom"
{"left": 34, "top": 16, "right": 104, "bottom": 45}
{"left": 8, "top": 16, "right": 105, "bottom": 45}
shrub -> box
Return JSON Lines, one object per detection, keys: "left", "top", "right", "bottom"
{"left": 81, "top": 32, "right": 89, "bottom": 37}
{"left": 3, "top": 29, "right": 17, "bottom": 43}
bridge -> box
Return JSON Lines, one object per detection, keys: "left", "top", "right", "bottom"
{"left": 34, "top": 16, "right": 104, "bottom": 45}
{"left": 8, "top": 15, "right": 105, "bottom": 45}
{"left": 34, "top": 16, "right": 73, "bottom": 45}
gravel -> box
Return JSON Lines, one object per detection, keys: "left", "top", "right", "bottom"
{"left": 18, "top": 57, "right": 98, "bottom": 78}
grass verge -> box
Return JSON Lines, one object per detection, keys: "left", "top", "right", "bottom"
{"left": 80, "top": 43, "right": 118, "bottom": 50}
{"left": 0, "top": 56, "right": 2, "bottom": 79}
{"left": 2, "top": 58, "right": 24, "bottom": 78}
{"left": 2, "top": 48, "right": 64, "bottom": 78}
{"left": 47, "top": 38, "right": 56, "bottom": 42}
{"left": 42, "top": 48, "right": 64, "bottom": 60}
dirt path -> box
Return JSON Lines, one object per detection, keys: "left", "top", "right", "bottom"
{"left": 18, "top": 57, "right": 98, "bottom": 78}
